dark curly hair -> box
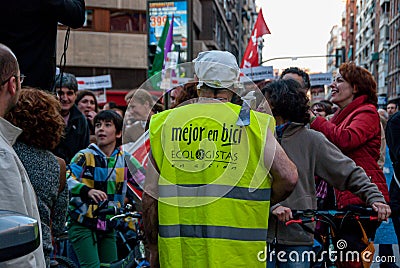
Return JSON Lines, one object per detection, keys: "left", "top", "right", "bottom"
{"left": 280, "top": 67, "right": 311, "bottom": 90}
{"left": 262, "top": 79, "right": 310, "bottom": 124}
{"left": 5, "top": 87, "right": 65, "bottom": 150}
{"left": 171, "top": 81, "right": 199, "bottom": 108}
{"left": 339, "top": 62, "right": 377, "bottom": 105}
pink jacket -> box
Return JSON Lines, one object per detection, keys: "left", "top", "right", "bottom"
{"left": 311, "top": 95, "right": 389, "bottom": 208}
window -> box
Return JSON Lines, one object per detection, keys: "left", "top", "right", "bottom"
{"left": 110, "top": 11, "right": 146, "bottom": 33}
{"left": 84, "top": 9, "right": 93, "bottom": 29}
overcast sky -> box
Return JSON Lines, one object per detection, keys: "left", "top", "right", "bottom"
{"left": 255, "top": 0, "right": 346, "bottom": 73}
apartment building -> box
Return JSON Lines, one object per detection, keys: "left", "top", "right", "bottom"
{"left": 330, "top": 0, "right": 399, "bottom": 104}
{"left": 386, "top": 0, "right": 400, "bottom": 101}
{"left": 56, "top": 0, "right": 257, "bottom": 104}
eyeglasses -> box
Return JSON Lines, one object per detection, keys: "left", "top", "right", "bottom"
{"left": 313, "top": 108, "right": 324, "bottom": 113}
{"left": 1, "top": 74, "right": 26, "bottom": 86}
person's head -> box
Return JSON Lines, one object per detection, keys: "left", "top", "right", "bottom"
{"left": 5, "top": 87, "right": 65, "bottom": 150}
{"left": 93, "top": 110, "right": 123, "bottom": 149}
{"left": 169, "top": 86, "right": 182, "bottom": 108}
{"left": 125, "top": 88, "right": 155, "bottom": 121}
{"left": 75, "top": 90, "right": 99, "bottom": 117}
{"left": 171, "top": 81, "right": 199, "bottom": 108}
{"left": 386, "top": 100, "right": 398, "bottom": 116}
{"left": 103, "top": 101, "right": 117, "bottom": 110}
{"left": 262, "top": 79, "right": 310, "bottom": 125}
{"left": 319, "top": 99, "right": 334, "bottom": 110}
{"left": 111, "top": 107, "right": 124, "bottom": 118}
{"left": 378, "top": 108, "right": 388, "bottom": 120}
{"left": 0, "top": 43, "right": 23, "bottom": 117}
{"left": 331, "top": 62, "right": 377, "bottom": 109}
{"left": 55, "top": 72, "right": 78, "bottom": 116}
{"left": 280, "top": 67, "right": 311, "bottom": 93}
{"left": 311, "top": 102, "right": 332, "bottom": 118}
{"left": 193, "top": 50, "right": 240, "bottom": 102}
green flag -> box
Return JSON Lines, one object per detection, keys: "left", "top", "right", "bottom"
{"left": 149, "top": 16, "right": 170, "bottom": 77}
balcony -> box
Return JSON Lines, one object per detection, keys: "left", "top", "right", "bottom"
{"left": 379, "top": 14, "right": 389, "bottom": 28}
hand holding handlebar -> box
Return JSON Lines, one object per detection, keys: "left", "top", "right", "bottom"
{"left": 272, "top": 205, "right": 293, "bottom": 222}
{"left": 88, "top": 189, "right": 108, "bottom": 203}
{"left": 371, "top": 201, "right": 391, "bottom": 221}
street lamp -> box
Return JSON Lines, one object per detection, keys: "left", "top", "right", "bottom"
{"left": 261, "top": 54, "right": 336, "bottom": 65}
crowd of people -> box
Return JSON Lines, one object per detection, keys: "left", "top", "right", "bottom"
{"left": 1, "top": 41, "right": 399, "bottom": 268}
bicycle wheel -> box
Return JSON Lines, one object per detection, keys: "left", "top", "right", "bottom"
{"left": 51, "top": 256, "right": 78, "bottom": 268}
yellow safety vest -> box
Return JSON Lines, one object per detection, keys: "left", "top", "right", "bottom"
{"left": 149, "top": 102, "right": 275, "bottom": 268}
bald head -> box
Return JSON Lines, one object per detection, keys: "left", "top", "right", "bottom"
{"left": 0, "top": 43, "right": 19, "bottom": 83}
{"left": 0, "top": 43, "right": 20, "bottom": 117}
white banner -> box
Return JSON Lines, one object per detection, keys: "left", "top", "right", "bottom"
{"left": 76, "top": 75, "right": 112, "bottom": 90}
{"left": 240, "top": 66, "right": 274, "bottom": 82}
{"left": 310, "top": 72, "right": 333, "bottom": 87}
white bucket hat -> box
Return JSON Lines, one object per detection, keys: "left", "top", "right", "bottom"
{"left": 193, "top": 50, "right": 240, "bottom": 89}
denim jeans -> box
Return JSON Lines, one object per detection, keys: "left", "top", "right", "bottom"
{"left": 267, "top": 244, "right": 313, "bottom": 268}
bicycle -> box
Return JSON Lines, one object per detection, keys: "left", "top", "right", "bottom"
{"left": 285, "top": 206, "right": 379, "bottom": 268}
{"left": 51, "top": 204, "right": 150, "bottom": 268}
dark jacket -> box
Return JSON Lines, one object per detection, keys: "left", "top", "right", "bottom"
{"left": 386, "top": 111, "right": 400, "bottom": 171}
{"left": 311, "top": 95, "right": 389, "bottom": 208}
{"left": 0, "top": 0, "right": 85, "bottom": 91}
{"left": 53, "top": 105, "right": 90, "bottom": 164}
{"left": 386, "top": 111, "right": 400, "bottom": 214}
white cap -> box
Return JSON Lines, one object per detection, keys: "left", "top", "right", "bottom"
{"left": 193, "top": 50, "right": 240, "bottom": 89}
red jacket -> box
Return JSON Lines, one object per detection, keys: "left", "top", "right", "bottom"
{"left": 311, "top": 95, "right": 389, "bottom": 208}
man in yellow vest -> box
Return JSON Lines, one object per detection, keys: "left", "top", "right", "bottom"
{"left": 142, "top": 50, "right": 298, "bottom": 268}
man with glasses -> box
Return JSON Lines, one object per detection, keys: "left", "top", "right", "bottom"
{"left": 53, "top": 72, "right": 90, "bottom": 164}
{"left": 0, "top": 43, "right": 46, "bottom": 267}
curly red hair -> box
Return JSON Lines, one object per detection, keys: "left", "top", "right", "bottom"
{"left": 339, "top": 62, "right": 377, "bottom": 105}
{"left": 6, "top": 87, "right": 65, "bottom": 150}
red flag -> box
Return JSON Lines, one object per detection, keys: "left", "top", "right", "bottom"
{"left": 123, "top": 130, "right": 151, "bottom": 201}
{"left": 240, "top": 8, "right": 271, "bottom": 68}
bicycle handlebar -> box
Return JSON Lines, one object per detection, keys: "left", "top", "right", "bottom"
{"left": 110, "top": 211, "right": 142, "bottom": 221}
{"left": 286, "top": 206, "right": 378, "bottom": 226}
{"left": 93, "top": 202, "right": 135, "bottom": 217}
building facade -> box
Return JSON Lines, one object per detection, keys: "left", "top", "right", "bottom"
{"left": 56, "top": 0, "right": 258, "bottom": 102}
{"left": 329, "top": 0, "right": 400, "bottom": 104}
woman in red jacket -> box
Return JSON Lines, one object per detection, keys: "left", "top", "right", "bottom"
{"left": 310, "top": 62, "right": 390, "bottom": 268}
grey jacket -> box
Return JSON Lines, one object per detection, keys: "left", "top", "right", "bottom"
{"left": 267, "top": 123, "right": 386, "bottom": 246}
{"left": 0, "top": 118, "right": 45, "bottom": 267}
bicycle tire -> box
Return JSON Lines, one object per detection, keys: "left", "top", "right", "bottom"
{"left": 52, "top": 256, "right": 78, "bottom": 268}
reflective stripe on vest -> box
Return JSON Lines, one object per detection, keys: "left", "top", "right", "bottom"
{"left": 159, "top": 184, "right": 271, "bottom": 201}
{"left": 159, "top": 224, "right": 268, "bottom": 241}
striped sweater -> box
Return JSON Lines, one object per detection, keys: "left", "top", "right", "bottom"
{"left": 67, "top": 143, "right": 144, "bottom": 231}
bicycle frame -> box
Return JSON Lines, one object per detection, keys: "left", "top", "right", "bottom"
{"left": 285, "top": 207, "right": 378, "bottom": 268}
{"left": 100, "top": 212, "right": 150, "bottom": 268}
{"left": 52, "top": 205, "right": 149, "bottom": 268}
{"left": 98, "top": 209, "right": 150, "bottom": 268}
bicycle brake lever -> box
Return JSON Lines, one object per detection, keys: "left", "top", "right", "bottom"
{"left": 110, "top": 213, "right": 127, "bottom": 221}
{"left": 285, "top": 217, "right": 315, "bottom": 226}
